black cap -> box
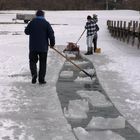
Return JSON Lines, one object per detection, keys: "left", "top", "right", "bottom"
{"left": 87, "top": 15, "right": 92, "bottom": 20}
{"left": 36, "top": 10, "right": 44, "bottom": 17}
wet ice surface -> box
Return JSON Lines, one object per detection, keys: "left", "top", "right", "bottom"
{"left": 56, "top": 56, "right": 140, "bottom": 140}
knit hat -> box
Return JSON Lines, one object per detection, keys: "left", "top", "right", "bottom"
{"left": 36, "top": 10, "right": 44, "bottom": 17}
{"left": 87, "top": 15, "right": 92, "bottom": 20}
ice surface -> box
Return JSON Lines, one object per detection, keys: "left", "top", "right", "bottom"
{"left": 64, "top": 99, "right": 89, "bottom": 119}
{"left": 73, "top": 127, "right": 125, "bottom": 140}
{"left": 60, "top": 71, "right": 73, "bottom": 78}
{"left": 77, "top": 90, "right": 112, "bottom": 107}
{"left": 125, "top": 99, "right": 140, "bottom": 110}
{"left": 86, "top": 116, "right": 126, "bottom": 130}
{"left": 79, "top": 69, "right": 95, "bottom": 77}
{"left": 0, "top": 119, "right": 26, "bottom": 140}
{"left": 52, "top": 136, "right": 64, "bottom": 140}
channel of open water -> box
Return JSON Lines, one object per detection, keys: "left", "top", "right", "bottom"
{"left": 56, "top": 55, "right": 140, "bottom": 140}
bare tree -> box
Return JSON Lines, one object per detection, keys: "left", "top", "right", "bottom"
{"left": 0, "top": 0, "right": 139, "bottom": 10}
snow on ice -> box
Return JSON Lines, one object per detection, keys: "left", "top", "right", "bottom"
{"left": 0, "top": 119, "right": 25, "bottom": 139}
{"left": 125, "top": 99, "right": 140, "bottom": 110}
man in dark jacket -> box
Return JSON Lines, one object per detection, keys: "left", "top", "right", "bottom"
{"left": 25, "top": 10, "right": 55, "bottom": 84}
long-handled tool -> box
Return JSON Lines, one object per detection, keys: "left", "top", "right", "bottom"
{"left": 52, "top": 47, "right": 94, "bottom": 79}
{"left": 76, "top": 29, "right": 86, "bottom": 44}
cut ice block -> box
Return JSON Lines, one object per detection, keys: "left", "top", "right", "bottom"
{"left": 74, "top": 76, "right": 96, "bottom": 83}
{"left": 65, "top": 61, "right": 89, "bottom": 66}
{"left": 68, "top": 99, "right": 89, "bottom": 112}
{"left": 86, "top": 116, "right": 126, "bottom": 130}
{"left": 73, "top": 127, "right": 90, "bottom": 140}
{"left": 64, "top": 99, "right": 89, "bottom": 120}
{"left": 77, "top": 90, "right": 112, "bottom": 107}
{"left": 60, "top": 70, "right": 73, "bottom": 78}
{"left": 73, "top": 127, "right": 125, "bottom": 140}
{"left": 64, "top": 107, "right": 87, "bottom": 119}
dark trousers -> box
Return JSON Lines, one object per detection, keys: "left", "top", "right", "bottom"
{"left": 29, "top": 51, "right": 47, "bottom": 82}
{"left": 93, "top": 35, "right": 97, "bottom": 52}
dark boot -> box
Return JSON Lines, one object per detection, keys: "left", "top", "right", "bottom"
{"left": 86, "top": 47, "right": 93, "bottom": 55}
{"left": 32, "top": 75, "right": 37, "bottom": 84}
{"left": 39, "top": 80, "right": 47, "bottom": 84}
{"left": 84, "top": 47, "right": 90, "bottom": 55}
{"left": 89, "top": 47, "right": 93, "bottom": 54}
{"left": 85, "top": 51, "right": 90, "bottom": 55}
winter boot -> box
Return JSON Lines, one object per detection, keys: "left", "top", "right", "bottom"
{"left": 88, "top": 47, "right": 93, "bottom": 55}
{"left": 84, "top": 47, "right": 90, "bottom": 55}
{"left": 85, "top": 48, "right": 93, "bottom": 55}
{"left": 32, "top": 75, "right": 37, "bottom": 84}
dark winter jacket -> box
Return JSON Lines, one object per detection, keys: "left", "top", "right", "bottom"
{"left": 24, "top": 16, "right": 55, "bottom": 52}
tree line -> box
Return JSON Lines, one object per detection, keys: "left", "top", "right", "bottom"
{"left": 0, "top": 0, "right": 140, "bottom": 11}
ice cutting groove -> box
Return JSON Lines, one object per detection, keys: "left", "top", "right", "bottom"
{"left": 56, "top": 54, "right": 140, "bottom": 140}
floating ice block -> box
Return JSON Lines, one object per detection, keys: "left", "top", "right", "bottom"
{"left": 86, "top": 116, "right": 126, "bottom": 130}
{"left": 77, "top": 90, "right": 112, "bottom": 107}
{"left": 73, "top": 127, "right": 125, "bottom": 140}
{"left": 64, "top": 99, "right": 89, "bottom": 119}
{"left": 60, "top": 70, "right": 73, "bottom": 78}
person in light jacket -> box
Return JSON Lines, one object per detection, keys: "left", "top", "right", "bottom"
{"left": 85, "top": 15, "right": 97, "bottom": 55}
{"left": 25, "top": 10, "right": 55, "bottom": 84}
